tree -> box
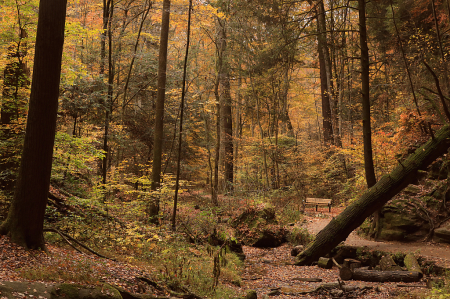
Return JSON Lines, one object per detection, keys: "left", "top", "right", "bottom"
{"left": 0, "top": 0, "right": 67, "bottom": 249}
{"left": 296, "top": 125, "right": 450, "bottom": 266}
{"left": 150, "top": 0, "right": 171, "bottom": 219}
{"left": 315, "top": 2, "right": 334, "bottom": 146}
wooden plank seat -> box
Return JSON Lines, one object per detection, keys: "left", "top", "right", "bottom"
{"left": 304, "top": 197, "right": 332, "bottom": 212}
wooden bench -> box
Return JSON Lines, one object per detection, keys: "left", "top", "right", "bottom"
{"left": 304, "top": 198, "right": 332, "bottom": 212}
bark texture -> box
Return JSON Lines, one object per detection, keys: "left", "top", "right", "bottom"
{"left": 352, "top": 269, "right": 422, "bottom": 282}
{"left": 0, "top": 0, "right": 67, "bottom": 249}
{"left": 296, "top": 125, "right": 450, "bottom": 265}
{"left": 149, "top": 0, "right": 171, "bottom": 218}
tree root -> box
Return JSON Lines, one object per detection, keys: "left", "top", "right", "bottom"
{"left": 43, "top": 227, "right": 116, "bottom": 261}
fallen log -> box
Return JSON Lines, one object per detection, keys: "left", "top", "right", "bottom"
{"left": 296, "top": 125, "right": 450, "bottom": 265}
{"left": 352, "top": 269, "right": 423, "bottom": 282}
{"left": 292, "top": 277, "right": 322, "bottom": 282}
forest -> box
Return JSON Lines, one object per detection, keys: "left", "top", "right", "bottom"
{"left": 1, "top": 0, "right": 450, "bottom": 298}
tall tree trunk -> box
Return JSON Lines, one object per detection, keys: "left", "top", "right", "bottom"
{"left": 150, "top": 0, "right": 171, "bottom": 219}
{"left": 221, "top": 72, "right": 233, "bottom": 192}
{"left": 100, "top": 0, "right": 112, "bottom": 75}
{"left": 172, "top": 0, "right": 192, "bottom": 230}
{"left": 316, "top": 5, "right": 334, "bottom": 145}
{"left": 359, "top": 0, "right": 378, "bottom": 237}
{"left": 0, "top": 0, "right": 67, "bottom": 249}
{"left": 359, "top": 0, "right": 376, "bottom": 188}
{"left": 216, "top": 15, "right": 233, "bottom": 193}
{"left": 296, "top": 125, "right": 450, "bottom": 266}
{"left": 102, "top": 1, "right": 114, "bottom": 186}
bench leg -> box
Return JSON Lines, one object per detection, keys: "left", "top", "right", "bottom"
{"left": 328, "top": 205, "right": 331, "bottom": 213}
{"left": 315, "top": 205, "right": 318, "bottom": 211}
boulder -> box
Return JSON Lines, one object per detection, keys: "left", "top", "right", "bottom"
{"left": 231, "top": 206, "right": 287, "bottom": 248}
{"left": 433, "top": 226, "right": 450, "bottom": 243}
{"left": 0, "top": 282, "right": 122, "bottom": 299}
{"left": 377, "top": 206, "right": 429, "bottom": 242}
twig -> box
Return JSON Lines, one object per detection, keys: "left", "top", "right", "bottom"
{"left": 43, "top": 227, "right": 116, "bottom": 261}
{"left": 43, "top": 227, "right": 83, "bottom": 254}
{"left": 332, "top": 257, "right": 342, "bottom": 269}
{"left": 423, "top": 61, "right": 450, "bottom": 122}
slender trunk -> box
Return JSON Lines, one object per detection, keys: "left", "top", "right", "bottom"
{"left": 150, "top": 0, "right": 171, "bottom": 220}
{"left": 172, "top": 0, "right": 192, "bottom": 230}
{"left": 221, "top": 73, "right": 233, "bottom": 192}
{"left": 316, "top": 1, "right": 335, "bottom": 146}
{"left": 316, "top": 5, "right": 333, "bottom": 145}
{"left": 102, "top": 1, "right": 114, "bottom": 186}
{"left": 359, "top": 0, "right": 376, "bottom": 188}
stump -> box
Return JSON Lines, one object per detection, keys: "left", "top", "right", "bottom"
{"left": 343, "top": 258, "right": 361, "bottom": 270}
{"left": 318, "top": 257, "right": 333, "bottom": 269}
{"left": 379, "top": 255, "right": 402, "bottom": 271}
{"left": 339, "top": 267, "right": 353, "bottom": 281}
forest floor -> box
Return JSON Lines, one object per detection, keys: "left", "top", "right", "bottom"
{"left": 238, "top": 207, "right": 450, "bottom": 298}
{"left": 1, "top": 205, "right": 449, "bottom": 298}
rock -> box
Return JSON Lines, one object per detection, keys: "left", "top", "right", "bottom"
{"left": 377, "top": 205, "right": 429, "bottom": 242}
{"left": 433, "top": 226, "right": 450, "bottom": 243}
{"left": 375, "top": 286, "right": 385, "bottom": 292}
{"left": 291, "top": 245, "right": 304, "bottom": 256}
{"left": 232, "top": 206, "right": 287, "bottom": 248}
{"left": 244, "top": 290, "right": 257, "bottom": 299}
{"left": 52, "top": 283, "right": 122, "bottom": 299}
{"left": 0, "top": 282, "right": 122, "bottom": 299}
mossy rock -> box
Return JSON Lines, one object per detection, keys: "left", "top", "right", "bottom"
{"left": 433, "top": 226, "right": 450, "bottom": 243}
{"left": 232, "top": 207, "right": 286, "bottom": 248}
{"left": 0, "top": 281, "right": 53, "bottom": 299}
{"left": 378, "top": 229, "right": 405, "bottom": 241}
{"left": 0, "top": 282, "right": 122, "bottom": 299}
{"left": 231, "top": 206, "right": 277, "bottom": 229}
{"left": 51, "top": 283, "right": 121, "bottom": 299}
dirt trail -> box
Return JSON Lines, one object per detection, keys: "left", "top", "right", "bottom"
{"left": 306, "top": 212, "right": 450, "bottom": 268}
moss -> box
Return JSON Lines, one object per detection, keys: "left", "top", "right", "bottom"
{"left": 50, "top": 284, "right": 122, "bottom": 299}
{"left": 51, "top": 284, "right": 82, "bottom": 299}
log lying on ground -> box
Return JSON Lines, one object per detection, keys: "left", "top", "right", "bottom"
{"left": 340, "top": 267, "right": 423, "bottom": 282}
{"left": 351, "top": 269, "right": 423, "bottom": 282}
{"left": 295, "top": 125, "right": 450, "bottom": 266}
